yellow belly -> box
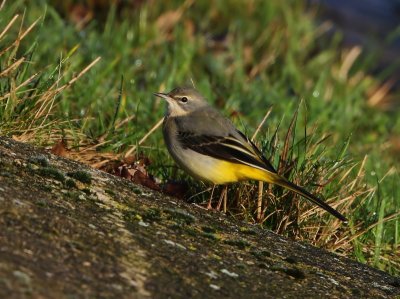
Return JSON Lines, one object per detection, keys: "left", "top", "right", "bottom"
{"left": 209, "top": 160, "right": 269, "bottom": 184}
{"left": 182, "top": 157, "right": 270, "bottom": 184}
{"left": 171, "top": 147, "right": 274, "bottom": 185}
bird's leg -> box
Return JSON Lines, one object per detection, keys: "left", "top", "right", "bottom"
{"left": 257, "top": 181, "right": 264, "bottom": 222}
{"left": 216, "top": 185, "right": 228, "bottom": 212}
{"left": 206, "top": 185, "right": 216, "bottom": 210}
{"left": 223, "top": 185, "right": 228, "bottom": 213}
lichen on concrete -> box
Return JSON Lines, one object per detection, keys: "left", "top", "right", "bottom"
{"left": 0, "top": 137, "right": 399, "bottom": 299}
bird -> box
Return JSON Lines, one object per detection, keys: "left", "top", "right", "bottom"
{"left": 154, "top": 87, "right": 347, "bottom": 222}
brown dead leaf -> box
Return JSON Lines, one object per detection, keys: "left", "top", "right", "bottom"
{"left": 51, "top": 139, "right": 68, "bottom": 157}
{"left": 123, "top": 155, "right": 136, "bottom": 166}
{"left": 132, "top": 170, "right": 160, "bottom": 191}
{"left": 120, "top": 166, "right": 133, "bottom": 180}
{"left": 101, "top": 153, "right": 161, "bottom": 191}
{"left": 163, "top": 181, "right": 189, "bottom": 199}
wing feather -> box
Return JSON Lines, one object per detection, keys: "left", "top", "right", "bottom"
{"left": 177, "top": 131, "right": 277, "bottom": 173}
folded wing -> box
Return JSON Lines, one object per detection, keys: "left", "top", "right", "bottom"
{"left": 177, "top": 130, "right": 277, "bottom": 174}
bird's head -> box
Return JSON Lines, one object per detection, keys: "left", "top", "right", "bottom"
{"left": 154, "top": 87, "right": 208, "bottom": 116}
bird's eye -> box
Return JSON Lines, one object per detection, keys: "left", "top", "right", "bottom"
{"left": 180, "top": 97, "right": 188, "bottom": 103}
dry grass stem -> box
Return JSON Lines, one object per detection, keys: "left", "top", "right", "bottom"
{"left": 125, "top": 117, "right": 164, "bottom": 157}
{"left": 251, "top": 106, "right": 273, "bottom": 141}
{"left": 0, "top": 14, "right": 18, "bottom": 40}
{"left": 54, "top": 57, "right": 101, "bottom": 94}
{"left": 339, "top": 46, "right": 362, "bottom": 80}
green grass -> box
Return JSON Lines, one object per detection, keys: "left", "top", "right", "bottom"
{"left": 1, "top": 0, "right": 399, "bottom": 274}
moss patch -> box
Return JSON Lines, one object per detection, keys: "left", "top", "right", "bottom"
{"left": 36, "top": 167, "right": 65, "bottom": 183}
{"left": 67, "top": 171, "right": 92, "bottom": 184}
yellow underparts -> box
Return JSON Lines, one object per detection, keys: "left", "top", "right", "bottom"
{"left": 206, "top": 160, "right": 277, "bottom": 185}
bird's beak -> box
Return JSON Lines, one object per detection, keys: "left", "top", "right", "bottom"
{"left": 153, "top": 92, "right": 169, "bottom": 99}
{"left": 154, "top": 92, "right": 175, "bottom": 106}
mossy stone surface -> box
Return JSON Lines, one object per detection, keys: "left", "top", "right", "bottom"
{"left": 0, "top": 137, "right": 399, "bottom": 299}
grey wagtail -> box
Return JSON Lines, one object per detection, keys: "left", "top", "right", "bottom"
{"left": 154, "top": 87, "right": 347, "bottom": 222}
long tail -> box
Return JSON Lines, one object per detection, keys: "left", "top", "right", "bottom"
{"left": 265, "top": 173, "right": 348, "bottom": 222}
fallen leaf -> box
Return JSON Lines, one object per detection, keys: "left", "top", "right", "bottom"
{"left": 132, "top": 170, "right": 160, "bottom": 191}
{"left": 163, "top": 181, "right": 189, "bottom": 199}
{"left": 51, "top": 139, "right": 68, "bottom": 157}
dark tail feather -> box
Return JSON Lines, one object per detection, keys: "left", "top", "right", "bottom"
{"left": 272, "top": 176, "right": 348, "bottom": 222}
